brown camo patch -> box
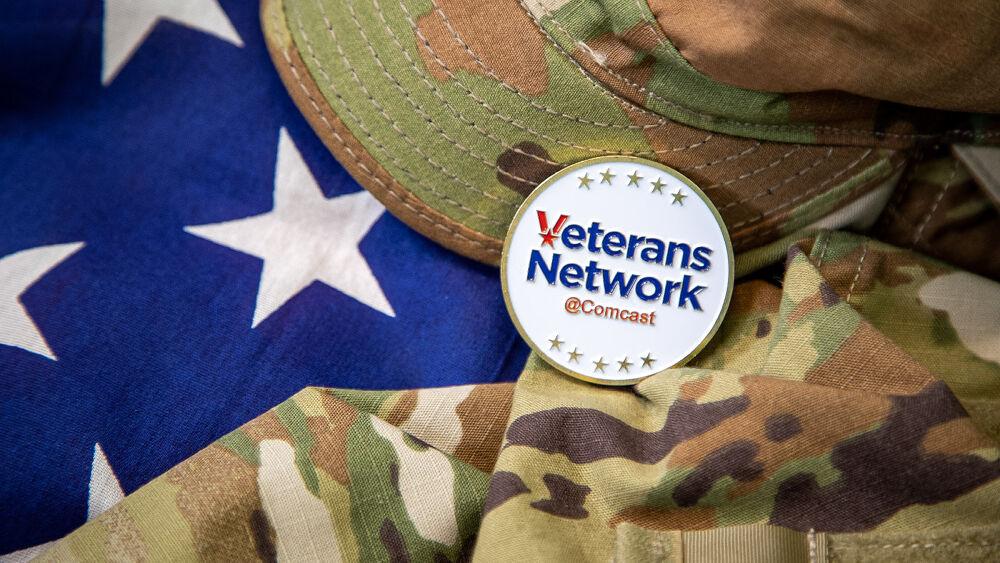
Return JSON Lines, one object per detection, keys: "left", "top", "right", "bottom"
{"left": 380, "top": 518, "right": 411, "bottom": 563}
{"left": 309, "top": 394, "right": 358, "bottom": 485}
{"left": 495, "top": 142, "right": 562, "bottom": 198}
{"left": 786, "top": 292, "right": 829, "bottom": 325}
{"left": 249, "top": 509, "right": 278, "bottom": 563}
{"left": 678, "top": 376, "right": 713, "bottom": 402}
{"left": 384, "top": 390, "right": 418, "bottom": 426}
{"left": 921, "top": 418, "right": 997, "bottom": 456}
{"left": 243, "top": 411, "right": 295, "bottom": 445}
{"left": 482, "top": 471, "right": 531, "bottom": 515}
{"left": 529, "top": 474, "right": 591, "bottom": 519}
{"left": 455, "top": 383, "right": 515, "bottom": 472}
{"left": 166, "top": 445, "right": 262, "bottom": 560}
{"left": 806, "top": 322, "right": 934, "bottom": 395}
{"left": 414, "top": 0, "right": 549, "bottom": 95}
{"left": 609, "top": 505, "right": 716, "bottom": 531}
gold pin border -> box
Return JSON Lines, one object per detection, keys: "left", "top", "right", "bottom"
{"left": 500, "top": 156, "right": 735, "bottom": 386}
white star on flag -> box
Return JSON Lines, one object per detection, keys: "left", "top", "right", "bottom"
{"left": 185, "top": 128, "right": 395, "bottom": 327}
{"left": 102, "top": 0, "right": 244, "bottom": 85}
{"left": 0, "top": 242, "right": 84, "bottom": 360}
{"left": 0, "top": 443, "right": 123, "bottom": 562}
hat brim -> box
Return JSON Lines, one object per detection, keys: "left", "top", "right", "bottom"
{"left": 262, "top": 0, "right": 904, "bottom": 265}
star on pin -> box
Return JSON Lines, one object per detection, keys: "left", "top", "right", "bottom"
{"left": 567, "top": 347, "right": 583, "bottom": 363}
{"left": 578, "top": 174, "right": 593, "bottom": 189}
{"left": 599, "top": 168, "right": 615, "bottom": 185}
{"left": 627, "top": 171, "right": 643, "bottom": 187}
{"left": 617, "top": 357, "right": 633, "bottom": 373}
{"left": 650, "top": 177, "right": 666, "bottom": 194}
{"left": 548, "top": 335, "right": 564, "bottom": 351}
{"left": 671, "top": 189, "right": 687, "bottom": 205}
{"left": 641, "top": 353, "right": 656, "bottom": 369}
{"left": 593, "top": 357, "right": 608, "bottom": 373}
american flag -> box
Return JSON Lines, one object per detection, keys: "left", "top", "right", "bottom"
{"left": 0, "top": 1, "right": 528, "bottom": 556}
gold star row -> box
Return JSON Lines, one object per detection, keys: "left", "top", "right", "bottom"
{"left": 577, "top": 169, "right": 687, "bottom": 205}
{"left": 548, "top": 335, "right": 657, "bottom": 373}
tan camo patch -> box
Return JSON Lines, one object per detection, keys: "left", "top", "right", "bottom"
{"left": 166, "top": 445, "right": 263, "bottom": 561}
{"left": 101, "top": 502, "right": 148, "bottom": 560}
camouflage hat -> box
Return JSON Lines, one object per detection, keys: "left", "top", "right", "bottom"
{"left": 260, "top": 0, "right": 999, "bottom": 264}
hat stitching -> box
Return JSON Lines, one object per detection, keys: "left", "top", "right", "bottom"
{"left": 733, "top": 160, "right": 906, "bottom": 251}
{"left": 845, "top": 242, "right": 870, "bottom": 304}
{"left": 522, "top": 0, "right": 997, "bottom": 142}
{"left": 738, "top": 157, "right": 906, "bottom": 247}
{"left": 418, "top": 4, "right": 670, "bottom": 131}
{"left": 408, "top": 0, "right": 726, "bottom": 159}
{"left": 704, "top": 145, "right": 803, "bottom": 191}
{"left": 816, "top": 233, "right": 833, "bottom": 269}
{"left": 829, "top": 541, "right": 999, "bottom": 551}
{"left": 286, "top": 0, "right": 896, "bottom": 253}
{"left": 721, "top": 149, "right": 836, "bottom": 211}
{"left": 911, "top": 158, "right": 960, "bottom": 246}
{"left": 297, "top": 6, "right": 518, "bottom": 224}
{"left": 687, "top": 141, "right": 762, "bottom": 171}
{"left": 407, "top": 0, "right": 830, "bottom": 197}
{"left": 729, "top": 149, "right": 877, "bottom": 230}
{"left": 337, "top": 0, "right": 547, "bottom": 193}
{"left": 308, "top": 0, "right": 875, "bottom": 223}
{"left": 389, "top": 0, "right": 849, "bottom": 206}
{"left": 280, "top": 48, "right": 500, "bottom": 254}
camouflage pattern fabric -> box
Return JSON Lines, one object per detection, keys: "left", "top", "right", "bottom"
{"left": 874, "top": 152, "right": 1000, "bottom": 280}
{"left": 259, "top": 0, "right": 936, "bottom": 264}
{"left": 643, "top": 0, "right": 1000, "bottom": 114}
{"left": 40, "top": 231, "right": 1000, "bottom": 561}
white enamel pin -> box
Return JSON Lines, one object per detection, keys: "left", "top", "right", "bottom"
{"left": 501, "top": 156, "right": 734, "bottom": 385}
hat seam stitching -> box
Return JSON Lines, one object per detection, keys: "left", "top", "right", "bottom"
{"left": 314, "top": 0, "right": 831, "bottom": 213}
{"left": 721, "top": 149, "right": 836, "bottom": 212}
{"left": 279, "top": 46, "right": 500, "bottom": 254}
{"left": 734, "top": 151, "right": 900, "bottom": 244}
{"left": 296, "top": 5, "right": 517, "bottom": 224}
{"left": 409, "top": 0, "right": 728, "bottom": 159}
{"left": 337, "top": 0, "right": 548, "bottom": 194}
{"left": 385, "top": 0, "right": 849, "bottom": 204}
{"left": 879, "top": 149, "right": 924, "bottom": 228}
{"left": 911, "top": 158, "right": 960, "bottom": 246}
{"left": 729, "top": 149, "right": 875, "bottom": 230}
{"left": 522, "top": 0, "right": 997, "bottom": 141}
{"left": 703, "top": 145, "right": 803, "bottom": 190}
{"left": 418, "top": 3, "right": 670, "bottom": 131}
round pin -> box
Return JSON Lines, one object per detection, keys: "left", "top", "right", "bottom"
{"left": 501, "top": 156, "right": 734, "bottom": 385}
